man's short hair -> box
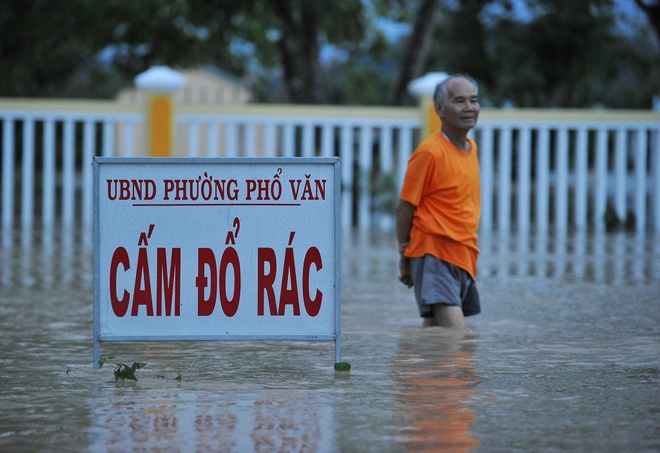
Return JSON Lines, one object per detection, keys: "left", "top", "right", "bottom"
{"left": 433, "top": 75, "right": 479, "bottom": 107}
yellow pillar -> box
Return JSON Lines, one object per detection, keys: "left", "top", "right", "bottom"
{"left": 421, "top": 97, "right": 442, "bottom": 139}
{"left": 408, "top": 72, "right": 449, "bottom": 139}
{"left": 135, "top": 66, "right": 186, "bottom": 157}
{"left": 147, "top": 95, "right": 174, "bottom": 157}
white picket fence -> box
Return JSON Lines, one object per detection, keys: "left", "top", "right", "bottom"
{"left": 1, "top": 99, "right": 659, "bottom": 237}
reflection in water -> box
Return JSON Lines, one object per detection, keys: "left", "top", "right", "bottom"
{"left": 85, "top": 368, "right": 332, "bottom": 452}
{"left": 1, "top": 225, "right": 658, "bottom": 451}
{"left": 89, "top": 389, "right": 246, "bottom": 452}
{"left": 341, "top": 227, "right": 660, "bottom": 287}
{"left": 391, "top": 330, "right": 481, "bottom": 452}
{"left": 251, "top": 390, "right": 323, "bottom": 452}
{"left": 1, "top": 223, "right": 81, "bottom": 288}
{"left": 478, "top": 229, "right": 658, "bottom": 285}
{"left": 92, "top": 392, "right": 186, "bottom": 451}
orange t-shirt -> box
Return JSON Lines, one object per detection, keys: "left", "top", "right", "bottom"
{"left": 399, "top": 132, "right": 481, "bottom": 279}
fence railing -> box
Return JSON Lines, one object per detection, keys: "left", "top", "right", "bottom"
{"left": 1, "top": 99, "right": 659, "bottom": 241}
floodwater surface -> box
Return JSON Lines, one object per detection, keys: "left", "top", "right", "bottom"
{"left": 0, "top": 226, "right": 658, "bottom": 452}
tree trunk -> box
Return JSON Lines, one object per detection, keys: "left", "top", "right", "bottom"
{"left": 271, "top": 0, "right": 324, "bottom": 103}
{"left": 391, "top": 0, "right": 441, "bottom": 106}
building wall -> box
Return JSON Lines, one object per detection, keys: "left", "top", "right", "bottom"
{"left": 117, "top": 67, "right": 252, "bottom": 106}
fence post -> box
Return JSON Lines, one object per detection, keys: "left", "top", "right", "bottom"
{"left": 1, "top": 117, "right": 15, "bottom": 231}
{"left": 135, "top": 66, "right": 186, "bottom": 157}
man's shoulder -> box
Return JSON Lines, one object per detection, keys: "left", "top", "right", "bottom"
{"left": 420, "top": 131, "right": 445, "bottom": 147}
{"left": 412, "top": 134, "right": 449, "bottom": 159}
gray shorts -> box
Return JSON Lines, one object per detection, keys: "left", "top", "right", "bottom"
{"left": 410, "top": 254, "right": 481, "bottom": 318}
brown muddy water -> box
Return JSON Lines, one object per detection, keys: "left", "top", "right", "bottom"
{"left": 1, "top": 226, "right": 658, "bottom": 452}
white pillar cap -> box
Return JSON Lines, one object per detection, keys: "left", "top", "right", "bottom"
{"left": 407, "top": 72, "right": 450, "bottom": 97}
{"left": 135, "top": 65, "right": 186, "bottom": 91}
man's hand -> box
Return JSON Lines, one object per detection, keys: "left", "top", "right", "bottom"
{"left": 398, "top": 256, "right": 413, "bottom": 288}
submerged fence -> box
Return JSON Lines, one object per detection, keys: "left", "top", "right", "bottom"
{"left": 1, "top": 99, "right": 659, "bottom": 239}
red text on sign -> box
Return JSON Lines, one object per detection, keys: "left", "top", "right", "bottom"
{"left": 107, "top": 179, "right": 157, "bottom": 200}
{"left": 257, "top": 233, "right": 323, "bottom": 317}
{"left": 109, "top": 246, "right": 181, "bottom": 317}
{"left": 196, "top": 247, "right": 241, "bottom": 317}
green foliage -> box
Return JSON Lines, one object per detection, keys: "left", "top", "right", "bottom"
{"left": 0, "top": 0, "right": 657, "bottom": 107}
{"left": 372, "top": 171, "right": 398, "bottom": 213}
{"left": 0, "top": 0, "right": 226, "bottom": 98}
{"left": 99, "top": 355, "right": 148, "bottom": 381}
{"left": 604, "top": 202, "right": 636, "bottom": 232}
{"left": 427, "top": 0, "right": 660, "bottom": 108}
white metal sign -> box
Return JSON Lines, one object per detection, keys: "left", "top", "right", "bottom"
{"left": 93, "top": 157, "right": 341, "bottom": 366}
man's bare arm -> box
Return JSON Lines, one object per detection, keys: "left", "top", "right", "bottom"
{"left": 396, "top": 199, "right": 415, "bottom": 248}
{"left": 395, "top": 199, "right": 415, "bottom": 287}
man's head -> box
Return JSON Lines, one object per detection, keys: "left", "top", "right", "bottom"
{"left": 433, "top": 76, "right": 480, "bottom": 133}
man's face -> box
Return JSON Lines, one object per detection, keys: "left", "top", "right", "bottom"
{"left": 437, "top": 78, "right": 480, "bottom": 132}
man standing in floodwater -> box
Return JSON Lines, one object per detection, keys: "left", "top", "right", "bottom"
{"left": 396, "top": 75, "right": 481, "bottom": 329}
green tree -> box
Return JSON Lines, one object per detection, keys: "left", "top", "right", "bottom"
{"left": 423, "top": 0, "right": 660, "bottom": 108}
{"left": 230, "top": 0, "right": 366, "bottom": 103}
{"left": 0, "top": 0, "right": 109, "bottom": 97}
{"left": 426, "top": 0, "right": 494, "bottom": 96}
{"left": 390, "top": 0, "right": 442, "bottom": 105}
{"left": 1, "top": 0, "right": 658, "bottom": 108}
{"left": 0, "top": 0, "right": 223, "bottom": 97}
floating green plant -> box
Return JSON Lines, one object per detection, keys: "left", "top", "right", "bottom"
{"left": 98, "top": 355, "right": 148, "bottom": 381}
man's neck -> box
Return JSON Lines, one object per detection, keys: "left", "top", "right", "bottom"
{"left": 441, "top": 128, "right": 471, "bottom": 152}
